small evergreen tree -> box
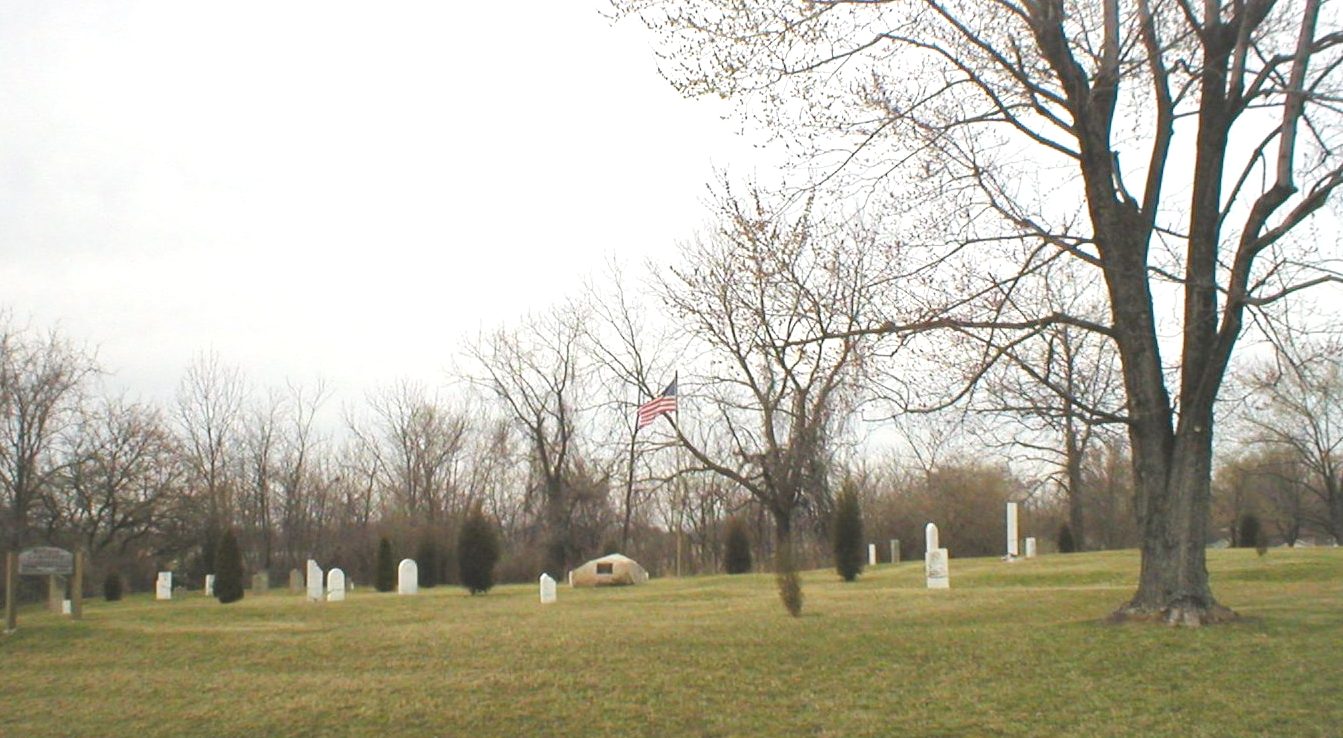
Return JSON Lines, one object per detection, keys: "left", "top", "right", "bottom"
{"left": 1238, "top": 514, "right": 1262, "bottom": 550}
{"left": 832, "top": 480, "right": 865, "bottom": 582}
{"left": 724, "top": 517, "right": 753, "bottom": 574}
{"left": 215, "top": 528, "right": 245, "bottom": 604}
{"left": 103, "top": 571, "right": 123, "bottom": 601}
{"left": 1057, "top": 523, "right": 1077, "bottom": 554}
{"left": 457, "top": 502, "right": 500, "bottom": 595}
{"left": 375, "top": 537, "right": 396, "bottom": 592}
{"left": 416, "top": 539, "right": 440, "bottom": 588}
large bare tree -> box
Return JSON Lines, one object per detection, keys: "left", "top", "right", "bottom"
{"left": 617, "top": 0, "right": 1343, "bottom": 624}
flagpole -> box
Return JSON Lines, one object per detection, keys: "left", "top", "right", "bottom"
{"left": 621, "top": 395, "right": 639, "bottom": 552}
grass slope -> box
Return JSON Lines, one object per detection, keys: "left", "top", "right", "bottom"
{"left": 2, "top": 548, "right": 1340, "bottom": 737}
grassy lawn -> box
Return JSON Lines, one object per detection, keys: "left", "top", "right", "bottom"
{"left": 2, "top": 548, "right": 1340, "bottom": 737}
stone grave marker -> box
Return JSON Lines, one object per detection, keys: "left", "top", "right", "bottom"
{"left": 252, "top": 572, "right": 269, "bottom": 593}
{"left": 924, "top": 523, "right": 950, "bottom": 589}
{"left": 890, "top": 539, "right": 901, "bottom": 564}
{"left": 868, "top": 543, "right": 877, "bottom": 567}
{"left": 539, "top": 573, "right": 556, "bottom": 604}
{"left": 306, "top": 559, "right": 323, "bottom": 602}
{"left": 1006, "top": 502, "right": 1020, "bottom": 558}
{"left": 398, "top": 559, "right": 418, "bottom": 595}
{"left": 289, "top": 568, "right": 303, "bottom": 594}
{"left": 1025, "top": 537, "right": 1037, "bottom": 558}
{"left": 205, "top": 574, "right": 215, "bottom": 597}
{"left": 327, "top": 568, "right": 346, "bottom": 602}
{"left": 156, "top": 571, "right": 173, "bottom": 600}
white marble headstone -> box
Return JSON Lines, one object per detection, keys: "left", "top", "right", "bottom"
{"left": 306, "top": 559, "right": 324, "bottom": 602}
{"left": 61, "top": 599, "right": 72, "bottom": 615}
{"left": 1006, "top": 502, "right": 1020, "bottom": 557}
{"left": 868, "top": 543, "right": 877, "bottom": 567}
{"left": 539, "top": 573, "right": 557, "bottom": 604}
{"left": 327, "top": 568, "right": 346, "bottom": 602}
{"left": 205, "top": 574, "right": 215, "bottom": 597}
{"left": 156, "top": 571, "right": 172, "bottom": 600}
{"left": 398, "top": 559, "right": 418, "bottom": 595}
{"left": 925, "top": 548, "right": 950, "bottom": 589}
{"left": 1025, "top": 537, "right": 1037, "bottom": 558}
{"left": 925, "top": 523, "right": 939, "bottom": 554}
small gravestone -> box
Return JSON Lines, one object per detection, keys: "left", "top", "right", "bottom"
{"left": 567, "top": 571, "right": 573, "bottom": 587}
{"left": 156, "top": 572, "right": 172, "bottom": 600}
{"left": 397, "top": 559, "right": 418, "bottom": 595}
{"left": 539, "top": 573, "right": 556, "bottom": 604}
{"left": 252, "top": 572, "right": 269, "bottom": 593}
{"left": 327, "top": 568, "right": 346, "bottom": 602}
{"left": 1006, "top": 502, "right": 1020, "bottom": 558}
{"left": 924, "top": 523, "right": 950, "bottom": 589}
{"left": 868, "top": 543, "right": 877, "bottom": 567}
{"left": 890, "top": 539, "right": 901, "bottom": 564}
{"left": 61, "top": 599, "right": 72, "bottom": 615}
{"left": 1025, "top": 537, "right": 1037, "bottom": 558}
{"left": 205, "top": 574, "right": 215, "bottom": 597}
{"left": 306, "top": 559, "right": 323, "bottom": 602}
{"left": 289, "top": 568, "right": 303, "bottom": 594}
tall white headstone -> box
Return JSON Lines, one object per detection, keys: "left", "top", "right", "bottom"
{"left": 204, "top": 574, "right": 215, "bottom": 597}
{"left": 156, "top": 572, "right": 172, "bottom": 600}
{"left": 868, "top": 543, "right": 877, "bottom": 567}
{"left": 1006, "top": 502, "right": 1020, "bottom": 557}
{"left": 539, "top": 573, "right": 557, "bottom": 604}
{"left": 1025, "top": 537, "right": 1037, "bottom": 558}
{"left": 925, "top": 548, "right": 950, "bottom": 589}
{"left": 327, "top": 568, "right": 346, "bottom": 602}
{"left": 398, "top": 559, "right": 418, "bottom": 595}
{"left": 306, "top": 559, "right": 323, "bottom": 602}
{"left": 924, "top": 523, "right": 949, "bottom": 588}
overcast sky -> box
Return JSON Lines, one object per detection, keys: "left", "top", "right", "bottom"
{"left": 0, "top": 1, "right": 758, "bottom": 406}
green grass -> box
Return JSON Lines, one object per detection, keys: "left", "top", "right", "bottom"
{"left": 2, "top": 548, "right": 1341, "bottom": 737}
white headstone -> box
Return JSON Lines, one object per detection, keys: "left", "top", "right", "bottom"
{"left": 397, "top": 559, "right": 418, "bottom": 595}
{"left": 204, "top": 574, "right": 215, "bottom": 597}
{"left": 156, "top": 572, "right": 172, "bottom": 600}
{"left": 61, "top": 599, "right": 72, "bottom": 615}
{"left": 539, "top": 573, "right": 557, "bottom": 604}
{"left": 306, "top": 559, "right": 323, "bottom": 602}
{"left": 1006, "top": 502, "right": 1020, "bottom": 557}
{"left": 567, "top": 571, "right": 573, "bottom": 587}
{"left": 925, "top": 523, "right": 939, "bottom": 554}
{"left": 925, "top": 548, "right": 950, "bottom": 589}
{"left": 868, "top": 543, "right": 877, "bottom": 566}
{"left": 327, "top": 568, "right": 346, "bottom": 602}
{"left": 1025, "top": 537, "right": 1037, "bottom": 558}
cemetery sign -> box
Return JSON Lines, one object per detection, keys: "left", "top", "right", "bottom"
{"left": 18, "top": 547, "right": 74, "bottom": 576}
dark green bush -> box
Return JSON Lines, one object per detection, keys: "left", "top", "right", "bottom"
{"left": 1057, "top": 523, "right": 1077, "bottom": 554}
{"left": 375, "top": 537, "right": 396, "bottom": 592}
{"left": 724, "top": 517, "right": 753, "bottom": 574}
{"left": 457, "top": 503, "right": 500, "bottom": 595}
{"left": 416, "top": 539, "right": 440, "bottom": 588}
{"left": 103, "top": 571, "right": 123, "bottom": 601}
{"left": 214, "top": 529, "right": 245, "bottom": 604}
{"left": 832, "top": 480, "right": 865, "bottom": 582}
{"left": 1238, "top": 514, "right": 1262, "bottom": 550}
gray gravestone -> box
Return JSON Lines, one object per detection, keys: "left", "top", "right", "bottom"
{"left": 327, "top": 568, "right": 346, "bottom": 602}
{"left": 539, "top": 573, "right": 556, "bottom": 604}
{"left": 1006, "top": 502, "right": 1020, "bottom": 558}
{"left": 1025, "top": 537, "right": 1037, "bottom": 558}
{"left": 156, "top": 571, "right": 172, "bottom": 600}
{"left": 289, "top": 568, "right": 303, "bottom": 594}
{"left": 306, "top": 559, "right": 324, "bottom": 602}
{"left": 252, "top": 572, "right": 269, "bottom": 593}
{"left": 397, "top": 559, "right": 418, "bottom": 595}
{"left": 205, "top": 574, "right": 215, "bottom": 597}
{"left": 890, "top": 539, "right": 901, "bottom": 564}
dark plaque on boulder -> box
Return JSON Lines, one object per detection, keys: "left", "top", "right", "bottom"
{"left": 18, "top": 547, "right": 74, "bottom": 576}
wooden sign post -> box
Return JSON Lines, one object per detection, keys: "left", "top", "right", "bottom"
{"left": 6, "top": 546, "right": 82, "bottom": 634}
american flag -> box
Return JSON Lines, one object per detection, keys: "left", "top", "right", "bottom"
{"left": 636, "top": 378, "right": 677, "bottom": 430}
